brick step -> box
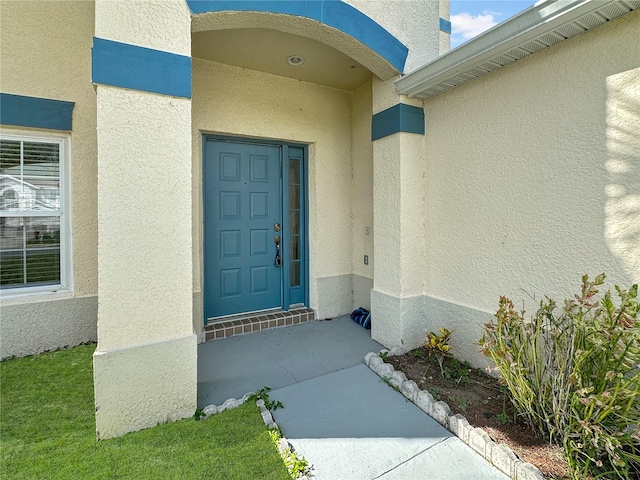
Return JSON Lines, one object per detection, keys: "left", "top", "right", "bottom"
{"left": 204, "top": 308, "right": 316, "bottom": 341}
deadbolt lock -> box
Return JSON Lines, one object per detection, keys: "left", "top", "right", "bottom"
{"left": 274, "top": 223, "right": 281, "bottom": 232}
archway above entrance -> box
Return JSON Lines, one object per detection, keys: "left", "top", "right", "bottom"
{"left": 188, "top": 0, "right": 408, "bottom": 80}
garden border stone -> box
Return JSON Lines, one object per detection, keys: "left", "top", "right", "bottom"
{"left": 366, "top": 350, "right": 546, "bottom": 480}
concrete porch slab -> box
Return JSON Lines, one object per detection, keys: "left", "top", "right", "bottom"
{"left": 197, "top": 316, "right": 382, "bottom": 407}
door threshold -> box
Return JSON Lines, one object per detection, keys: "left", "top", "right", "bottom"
{"left": 207, "top": 308, "right": 281, "bottom": 326}
{"left": 204, "top": 307, "right": 316, "bottom": 341}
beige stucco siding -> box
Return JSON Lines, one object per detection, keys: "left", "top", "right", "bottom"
{"left": 192, "top": 58, "right": 358, "bottom": 323}
{"left": 92, "top": 0, "right": 196, "bottom": 439}
{"left": 0, "top": 0, "right": 97, "bottom": 358}
{"left": 419, "top": 11, "right": 640, "bottom": 365}
{"left": 345, "top": 0, "right": 442, "bottom": 72}
{"left": 351, "top": 80, "right": 374, "bottom": 309}
{"left": 95, "top": 87, "right": 194, "bottom": 351}
{"left": 95, "top": 0, "right": 190, "bottom": 56}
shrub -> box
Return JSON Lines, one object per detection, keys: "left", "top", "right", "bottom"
{"left": 479, "top": 274, "right": 640, "bottom": 479}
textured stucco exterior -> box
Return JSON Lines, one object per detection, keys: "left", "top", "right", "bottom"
{"left": 422, "top": 10, "right": 639, "bottom": 306}
{"left": 96, "top": 87, "right": 194, "bottom": 350}
{"left": 192, "top": 58, "right": 361, "bottom": 322}
{"left": 372, "top": 10, "right": 640, "bottom": 367}
{"left": 368, "top": 74, "right": 425, "bottom": 348}
{"left": 345, "top": 0, "right": 442, "bottom": 73}
{"left": 0, "top": 296, "right": 97, "bottom": 359}
{"left": 93, "top": 334, "right": 197, "bottom": 439}
{"left": 0, "top": 0, "right": 98, "bottom": 359}
{"left": 93, "top": 0, "right": 196, "bottom": 438}
{"left": 95, "top": 0, "right": 191, "bottom": 55}
{"left": 438, "top": 0, "right": 450, "bottom": 55}
{"left": 351, "top": 81, "right": 374, "bottom": 290}
{"left": 370, "top": 129, "right": 426, "bottom": 349}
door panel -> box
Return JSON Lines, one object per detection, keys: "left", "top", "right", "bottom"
{"left": 204, "top": 140, "right": 282, "bottom": 319}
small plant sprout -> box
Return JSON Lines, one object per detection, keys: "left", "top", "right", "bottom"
{"left": 248, "top": 386, "right": 284, "bottom": 411}
{"left": 418, "top": 365, "right": 430, "bottom": 386}
{"left": 193, "top": 408, "right": 206, "bottom": 421}
{"left": 425, "top": 328, "right": 452, "bottom": 378}
{"left": 496, "top": 395, "right": 512, "bottom": 425}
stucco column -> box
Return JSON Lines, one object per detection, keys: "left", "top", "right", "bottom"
{"left": 92, "top": 0, "right": 196, "bottom": 439}
{"left": 371, "top": 77, "right": 426, "bottom": 351}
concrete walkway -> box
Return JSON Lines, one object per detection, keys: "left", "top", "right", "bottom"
{"left": 197, "top": 316, "right": 509, "bottom": 480}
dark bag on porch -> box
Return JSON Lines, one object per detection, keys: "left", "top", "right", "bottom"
{"left": 350, "top": 307, "right": 371, "bottom": 329}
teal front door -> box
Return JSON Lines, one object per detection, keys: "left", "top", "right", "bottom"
{"left": 204, "top": 140, "right": 283, "bottom": 319}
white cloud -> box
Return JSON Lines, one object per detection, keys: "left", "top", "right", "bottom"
{"left": 451, "top": 12, "right": 499, "bottom": 40}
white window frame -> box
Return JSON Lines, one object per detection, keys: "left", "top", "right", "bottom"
{"left": 0, "top": 128, "right": 73, "bottom": 297}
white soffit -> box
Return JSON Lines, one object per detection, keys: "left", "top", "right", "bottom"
{"left": 396, "top": 0, "right": 639, "bottom": 99}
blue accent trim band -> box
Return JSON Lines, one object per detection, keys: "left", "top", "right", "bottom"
{"left": 186, "top": 1, "right": 408, "bottom": 73}
{"left": 439, "top": 17, "right": 452, "bottom": 34}
{"left": 371, "top": 104, "right": 424, "bottom": 141}
{"left": 0, "top": 93, "right": 74, "bottom": 131}
{"left": 92, "top": 38, "right": 192, "bottom": 99}
{"left": 0, "top": 93, "right": 75, "bottom": 130}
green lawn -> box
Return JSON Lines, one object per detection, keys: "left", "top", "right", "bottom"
{"left": 0, "top": 344, "right": 291, "bottom": 479}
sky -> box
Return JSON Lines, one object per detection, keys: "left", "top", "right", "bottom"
{"left": 450, "top": 1, "right": 537, "bottom": 48}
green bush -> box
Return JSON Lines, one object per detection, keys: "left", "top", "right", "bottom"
{"left": 479, "top": 274, "right": 640, "bottom": 479}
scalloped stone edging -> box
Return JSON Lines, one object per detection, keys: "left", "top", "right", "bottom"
{"left": 200, "top": 392, "right": 254, "bottom": 419}
{"left": 201, "top": 393, "right": 312, "bottom": 479}
{"left": 365, "top": 351, "right": 546, "bottom": 480}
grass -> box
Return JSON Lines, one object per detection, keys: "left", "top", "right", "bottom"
{"left": 0, "top": 344, "right": 291, "bottom": 480}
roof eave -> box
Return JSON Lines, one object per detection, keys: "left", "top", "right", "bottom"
{"left": 396, "top": 0, "right": 639, "bottom": 99}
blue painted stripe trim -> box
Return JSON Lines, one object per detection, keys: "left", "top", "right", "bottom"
{"left": 439, "top": 17, "right": 452, "bottom": 34}
{"left": 92, "top": 38, "right": 192, "bottom": 99}
{"left": 186, "top": 1, "right": 408, "bottom": 73}
{"left": 371, "top": 104, "right": 425, "bottom": 141}
{"left": 0, "top": 93, "right": 74, "bottom": 131}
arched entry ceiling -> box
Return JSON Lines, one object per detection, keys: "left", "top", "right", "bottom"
{"left": 188, "top": 1, "right": 408, "bottom": 88}
{"left": 192, "top": 28, "right": 372, "bottom": 91}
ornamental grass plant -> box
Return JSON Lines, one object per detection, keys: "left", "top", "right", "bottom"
{"left": 479, "top": 274, "right": 640, "bottom": 479}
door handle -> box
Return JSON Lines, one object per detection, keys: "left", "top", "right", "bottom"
{"left": 274, "top": 236, "right": 282, "bottom": 267}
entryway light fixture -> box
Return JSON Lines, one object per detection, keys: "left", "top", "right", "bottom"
{"left": 286, "top": 55, "right": 305, "bottom": 66}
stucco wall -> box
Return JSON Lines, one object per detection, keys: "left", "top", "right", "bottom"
{"left": 418, "top": 11, "right": 640, "bottom": 367}
{"left": 93, "top": 0, "right": 196, "bottom": 438}
{"left": 1, "top": 296, "right": 97, "bottom": 360}
{"left": 95, "top": 0, "right": 190, "bottom": 55}
{"left": 0, "top": 0, "right": 97, "bottom": 358}
{"left": 94, "top": 333, "right": 196, "bottom": 439}
{"left": 439, "top": 0, "right": 450, "bottom": 55}
{"left": 371, "top": 130, "right": 426, "bottom": 349}
{"left": 345, "top": 0, "right": 441, "bottom": 72}
{"left": 351, "top": 80, "right": 374, "bottom": 309}
{"left": 96, "top": 87, "right": 194, "bottom": 351}
{"left": 192, "top": 58, "right": 355, "bottom": 322}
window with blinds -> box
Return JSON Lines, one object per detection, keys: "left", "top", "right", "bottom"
{"left": 0, "top": 134, "right": 66, "bottom": 291}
